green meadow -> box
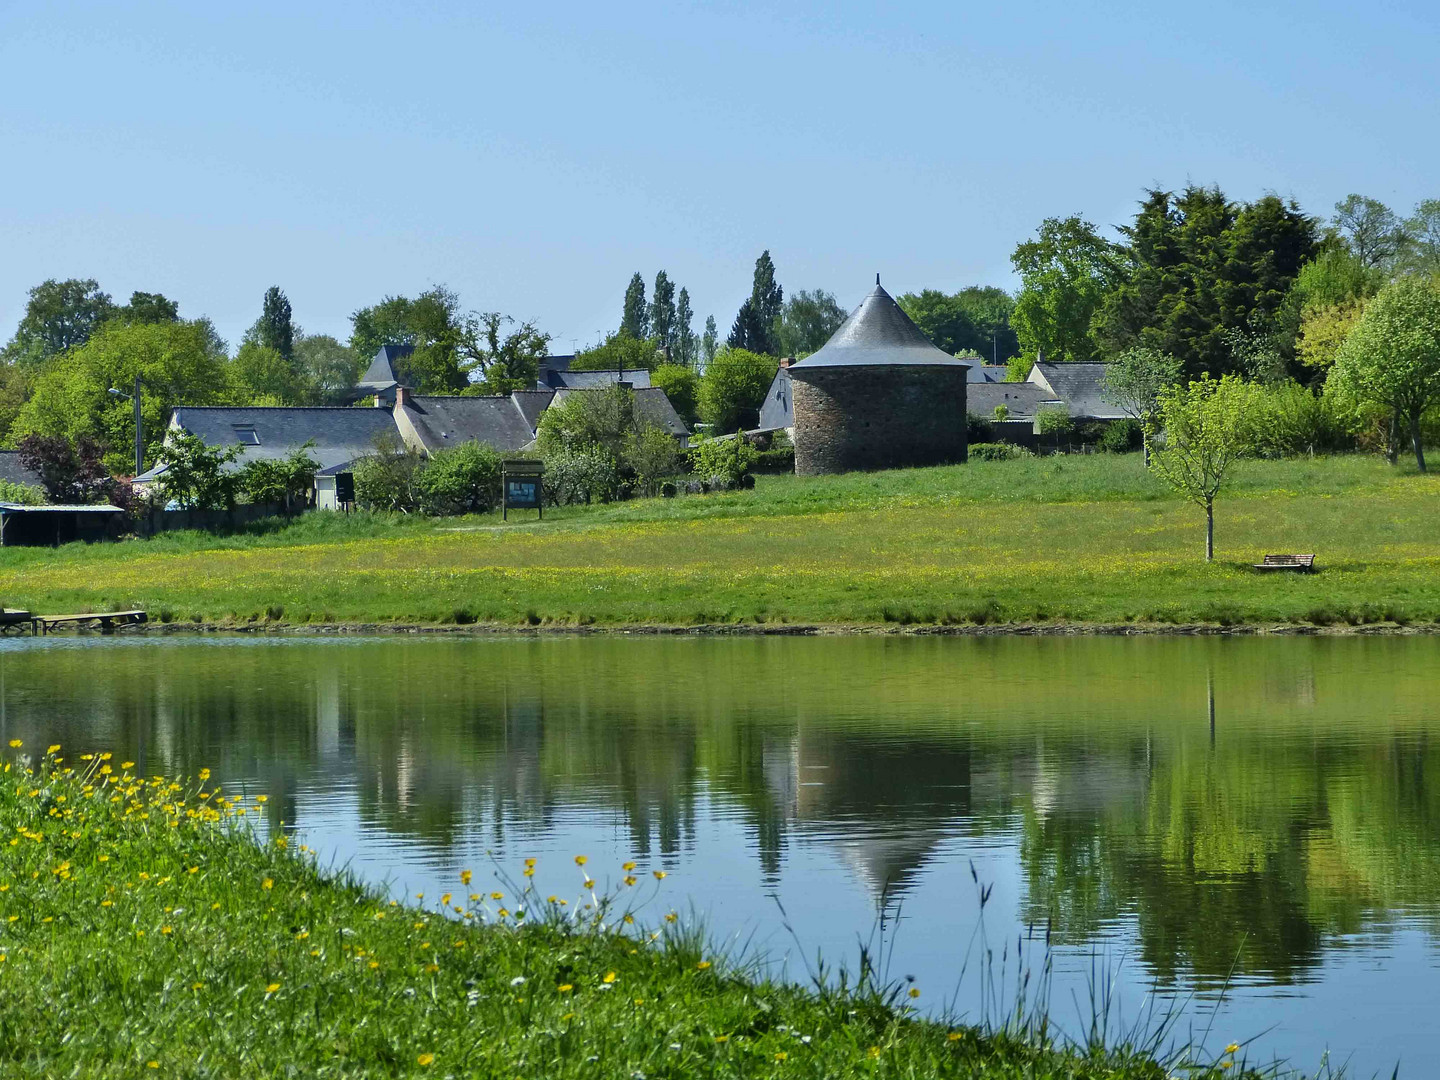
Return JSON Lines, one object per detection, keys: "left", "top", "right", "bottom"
{"left": 0, "top": 452, "right": 1436, "bottom": 629}
{"left": 0, "top": 743, "right": 1265, "bottom": 1078}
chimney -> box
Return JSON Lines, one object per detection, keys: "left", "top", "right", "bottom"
{"left": 394, "top": 385, "right": 410, "bottom": 408}
{"left": 778, "top": 356, "right": 795, "bottom": 369}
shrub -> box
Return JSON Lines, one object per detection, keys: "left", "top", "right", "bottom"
{"left": 18, "top": 433, "right": 113, "bottom": 503}
{"left": 626, "top": 425, "right": 682, "bottom": 497}
{"left": 1253, "top": 381, "right": 1353, "bottom": 457}
{"left": 156, "top": 431, "right": 242, "bottom": 510}
{"left": 536, "top": 384, "right": 636, "bottom": 461}
{"left": 1035, "top": 405, "right": 1073, "bottom": 437}
{"left": 969, "top": 442, "right": 1033, "bottom": 462}
{"left": 1097, "top": 419, "right": 1143, "bottom": 453}
{"left": 240, "top": 445, "right": 319, "bottom": 510}
{"left": 353, "top": 436, "right": 425, "bottom": 513}
{"left": 698, "top": 348, "right": 776, "bottom": 432}
{"left": 416, "top": 442, "right": 502, "bottom": 515}
{"left": 545, "top": 447, "right": 621, "bottom": 505}
{"left": 651, "top": 364, "right": 699, "bottom": 427}
{"left": 992, "top": 403, "right": 1010, "bottom": 421}
{"left": 966, "top": 413, "right": 995, "bottom": 443}
{"left": 0, "top": 480, "right": 45, "bottom": 505}
{"left": 688, "top": 434, "right": 757, "bottom": 488}
{"left": 751, "top": 430, "right": 795, "bottom": 474}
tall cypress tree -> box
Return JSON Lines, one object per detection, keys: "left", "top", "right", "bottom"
{"left": 701, "top": 315, "right": 718, "bottom": 366}
{"left": 650, "top": 271, "right": 677, "bottom": 349}
{"left": 674, "top": 287, "right": 695, "bottom": 366}
{"left": 259, "top": 286, "right": 295, "bottom": 361}
{"left": 621, "top": 273, "right": 649, "bottom": 339}
{"left": 739, "top": 251, "right": 783, "bottom": 356}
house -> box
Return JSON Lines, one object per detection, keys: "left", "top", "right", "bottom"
{"left": 1026, "top": 362, "right": 1126, "bottom": 421}
{"left": 132, "top": 406, "right": 402, "bottom": 506}
{"left": 536, "top": 354, "right": 652, "bottom": 390}
{"left": 0, "top": 451, "right": 45, "bottom": 492}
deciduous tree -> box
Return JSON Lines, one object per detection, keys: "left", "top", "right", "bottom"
{"left": 459, "top": 312, "right": 550, "bottom": 393}
{"left": 349, "top": 287, "right": 468, "bottom": 393}
{"left": 1331, "top": 275, "right": 1440, "bottom": 471}
{"left": 777, "top": 289, "right": 846, "bottom": 356}
{"left": 2, "top": 278, "right": 115, "bottom": 366}
{"left": 699, "top": 347, "right": 777, "bottom": 432}
{"left": 256, "top": 286, "right": 295, "bottom": 361}
{"left": 1148, "top": 375, "right": 1257, "bottom": 561}
{"left": 1331, "top": 194, "right": 1407, "bottom": 270}
{"left": 674, "top": 287, "right": 696, "bottom": 367}
{"left": 1100, "top": 346, "right": 1183, "bottom": 462}
{"left": 649, "top": 271, "right": 676, "bottom": 351}
{"left": 701, "top": 316, "right": 718, "bottom": 367}
{"left": 1011, "top": 216, "right": 1122, "bottom": 364}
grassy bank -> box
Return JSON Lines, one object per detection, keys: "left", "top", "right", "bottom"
{"left": 0, "top": 452, "right": 1437, "bottom": 629}
{"left": 0, "top": 743, "right": 1262, "bottom": 1078}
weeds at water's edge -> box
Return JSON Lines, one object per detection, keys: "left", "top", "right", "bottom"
{"left": 0, "top": 743, "right": 1316, "bottom": 1077}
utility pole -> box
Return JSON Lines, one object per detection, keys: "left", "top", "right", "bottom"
{"left": 132, "top": 373, "right": 143, "bottom": 477}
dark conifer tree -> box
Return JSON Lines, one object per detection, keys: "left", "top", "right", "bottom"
{"left": 258, "top": 286, "right": 295, "bottom": 361}
{"left": 621, "top": 273, "right": 649, "bottom": 339}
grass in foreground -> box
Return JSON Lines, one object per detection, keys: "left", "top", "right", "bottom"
{"left": 0, "top": 743, "right": 1267, "bottom": 1078}
{"left": 0, "top": 452, "right": 1436, "bottom": 628}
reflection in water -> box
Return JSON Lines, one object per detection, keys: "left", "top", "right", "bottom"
{"left": 4, "top": 634, "right": 1439, "bottom": 1071}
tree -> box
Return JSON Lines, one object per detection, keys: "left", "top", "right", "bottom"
{"left": 536, "top": 383, "right": 637, "bottom": 462}
{"left": 1148, "top": 375, "right": 1257, "bottom": 561}
{"left": 1100, "top": 346, "right": 1183, "bottom": 462}
{"left": 349, "top": 287, "right": 468, "bottom": 393}
{"left": 119, "top": 292, "right": 180, "bottom": 325}
{"left": 295, "top": 334, "right": 361, "bottom": 403}
{"left": 649, "top": 271, "right": 677, "bottom": 351}
{"left": 459, "top": 312, "right": 550, "bottom": 393}
{"left": 570, "top": 331, "right": 657, "bottom": 372}
{"left": 156, "top": 430, "right": 242, "bottom": 510}
{"left": 17, "top": 433, "right": 113, "bottom": 504}
{"left": 240, "top": 445, "right": 319, "bottom": 511}
{"left": 1, "top": 279, "right": 114, "bottom": 366}
{"left": 1401, "top": 199, "right": 1440, "bottom": 276}
{"left": 231, "top": 341, "right": 311, "bottom": 405}
{"left": 651, "top": 363, "right": 699, "bottom": 426}
{"left": 255, "top": 287, "right": 295, "bottom": 361}
{"left": 1331, "top": 275, "right": 1440, "bottom": 471}
{"left": 352, "top": 435, "right": 425, "bottom": 512}
{"left": 1092, "top": 188, "right": 1317, "bottom": 378}
{"left": 621, "top": 273, "right": 649, "bottom": 339}
{"left": 674, "top": 288, "right": 697, "bottom": 367}
{"left": 897, "top": 287, "right": 1019, "bottom": 360}
{"left": 698, "top": 347, "right": 777, "bottom": 432}
{"left": 11, "top": 319, "right": 232, "bottom": 474}
{"left": 701, "top": 316, "right": 718, "bottom": 367}
{"left": 627, "top": 425, "right": 681, "bottom": 496}
{"left": 1011, "top": 216, "right": 1123, "bottom": 364}
{"left": 1331, "top": 194, "right": 1407, "bottom": 270}
{"left": 777, "top": 289, "right": 847, "bottom": 356}
{"left": 736, "top": 251, "right": 784, "bottom": 356}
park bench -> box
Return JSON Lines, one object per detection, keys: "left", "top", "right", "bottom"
{"left": 30, "top": 610, "right": 148, "bottom": 635}
{"left": 1253, "top": 554, "right": 1316, "bottom": 573}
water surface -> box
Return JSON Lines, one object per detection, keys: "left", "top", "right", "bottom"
{"left": 4, "top": 634, "right": 1438, "bottom": 1074}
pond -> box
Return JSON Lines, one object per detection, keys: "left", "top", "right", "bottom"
{"left": 3, "top": 633, "right": 1437, "bottom": 1074}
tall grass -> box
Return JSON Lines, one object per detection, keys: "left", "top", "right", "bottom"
{"left": 0, "top": 742, "right": 1275, "bottom": 1077}
{"left": 0, "top": 453, "right": 1435, "bottom": 629}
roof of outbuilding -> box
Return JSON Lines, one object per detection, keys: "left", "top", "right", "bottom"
{"left": 1027, "top": 363, "right": 1126, "bottom": 419}
{"left": 0, "top": 451, "right": 43, "bottom": 489}
{"left": 543, "top": 368, "right": 653, "bottom": 390}
{"left": 169, "top": 406, "right": 401, "bottom": 473}
{"left": 790, "top": 283, "right": 972, "bottom": 370}
{"left": 402, "top": 396, "right": 539, "bottom": 452}
{"left": 965, "top": 382, "right": 1060, "bottom": 419}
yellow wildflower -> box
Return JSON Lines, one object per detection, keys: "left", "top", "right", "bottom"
{"left": 417, "top": 1053, "right": 435, "bottom": 1067}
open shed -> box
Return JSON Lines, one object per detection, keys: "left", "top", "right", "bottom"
{"left": 0, "top": 504, "right": 127, "bottom": 546}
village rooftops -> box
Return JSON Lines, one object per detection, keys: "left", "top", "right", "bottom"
{"left": 1028, "top": 362, "right": 1126, "bottom": 420}
{"left": 789, "top": 282, "right": 973, "bottom": 370}
{"left": 356, "top": 344, "right": 414, "bottom": 395}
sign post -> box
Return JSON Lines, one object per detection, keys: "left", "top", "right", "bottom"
{"left": 501, "top": 460, "right": 545, "bottom": 522}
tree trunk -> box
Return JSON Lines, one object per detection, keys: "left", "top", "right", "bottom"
{"left": 1386, "top": 413, "right": 1400, "bottom": 465}
{"left": 1205, "top": 499, "right": 1214, "bottom": 563}
{"left": 1413, "top": 410, "right": 1427, "bottom": 473}
{"left": 1142, "top": 431, "right": 1151, "bottom": 467}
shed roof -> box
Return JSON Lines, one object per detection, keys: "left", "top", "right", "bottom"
{"left": 790, "top": 282, "right": 972, "bottom": 370}
{"left": 0, "top": 503, "right": 123, "bottom": 513}
{"left": 965, "top": 383, "right": 1060, "bottom": 419}
{"left": 1027, "top": 362, "right": 1126, "bottom": 419}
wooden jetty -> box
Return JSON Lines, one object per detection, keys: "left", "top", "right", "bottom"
{"left": 3, "top": 609, "right": 148, "bottom": 635}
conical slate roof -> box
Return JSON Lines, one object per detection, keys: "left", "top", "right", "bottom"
{"left": 789, "top": 280, "right": 970, "bottom": 369}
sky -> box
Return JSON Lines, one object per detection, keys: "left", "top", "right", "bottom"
{"left": 1, "top": 0, "right": 1437, "bottom": 354}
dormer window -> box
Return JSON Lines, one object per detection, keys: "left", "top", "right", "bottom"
{"left": 233, "top": 426, "right": 260, "bottom": 445}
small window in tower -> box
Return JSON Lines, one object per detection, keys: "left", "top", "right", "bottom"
{"left": 233, "top": 426, "right": 260, "bottom": 445}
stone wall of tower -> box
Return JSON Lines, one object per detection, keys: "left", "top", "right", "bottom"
{"left": 789, "top": 365, "right": 969, "bottom": 476}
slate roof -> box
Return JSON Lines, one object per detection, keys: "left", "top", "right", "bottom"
{"left": 758, "top": 366, "right": 793, "bottom": 431}
{"left": 541, "top": 368, "right": 652, "bottom": 390}
{"left": 401, "top": 396, "right": 540, "bottom": 453}
{"left": 0, "top": 451, "right": 43, "bottom": 489}
{"left": 965, "top": 382, "right": 1060, "bottom": 419}
{"left": 1027, "top": 363, "right": 1126, "bottom": 420}
{"left": 358, "top": 345, "right": 414, "bottom": 391}
{"left": 790, "top": 282, "right": 973, "bottom": 371}
{"left": 166, "top": 406, "right": 401, "bottom": 473}
{"left": 972, "top": 364, "right": 1009, "bottom": 383}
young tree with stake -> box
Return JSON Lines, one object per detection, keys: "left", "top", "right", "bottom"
{"left": 1147, "top": 375, "right": 1256, "bottom": 561}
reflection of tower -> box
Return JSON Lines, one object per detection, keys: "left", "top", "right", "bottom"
{"left": 316, "top": 666, "right": 340, "bottom": 761}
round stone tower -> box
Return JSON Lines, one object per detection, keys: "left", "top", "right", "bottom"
{"left": 789, "top": 279, "right": 970, "bottom": 476}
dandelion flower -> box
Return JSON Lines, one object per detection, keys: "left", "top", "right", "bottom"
{"left": 121, "top": 762, "right": 135, "bottom": 770}
{"left": 558, "top": 984, "right": 573, "bottom": 993}
{"left": 653, "top": 870, "right": 667, "bottom": 880}
{"left": 417, "top": 1053, "right": 435, "bottom": 1066}
{"left": 199, "top": 768, "right": 210, "bottom": 781}
{"left": 574, "top": 855, "right": 587, "bottom": 866}
{"left": 255, "top": 795, "right": 267, "bottom": 804}
{"left": 774, "top": 1052, "right": 787, "bottom": 1062}
{"left": 490, "top": 891, "right": 503, "bottom": 900}
{"left": 1226, "top": 1043, "right": 1240, "bottom": 1054}
{"left": 262, "top": 878, "right": 273, "bottom": 890}
{"left": 947, "top": 1032, "right": 963, "bottom": 1042}
{"left": 696, "top": 961, "right": 711, "bottom": 970}
{"left": 47, "top": 744, "right": 60, "bottom": 755}
{"left": 8, "top": 740, "right": 20, "bottom": 748}
{"left": 265, "top": 983, "right": 280, "bottom": 994}
{"left": 460, "top": 869, "right": 472, "bottom": 886}
{"left": 908, "top": 987, "right": 920, "bottom": 999}
{"left": 622, "top": 861, "right": 636, "bottom": 871}
{"left": 714, "top": 1035, "right": 730, "bottom": 1043}
{"left": 603, "top": 971, "right": 617, "bottom": 984}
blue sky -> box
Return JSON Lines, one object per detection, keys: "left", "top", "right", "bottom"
{"left": 1, "top": 0, "right": 1436, "bottom": 353}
